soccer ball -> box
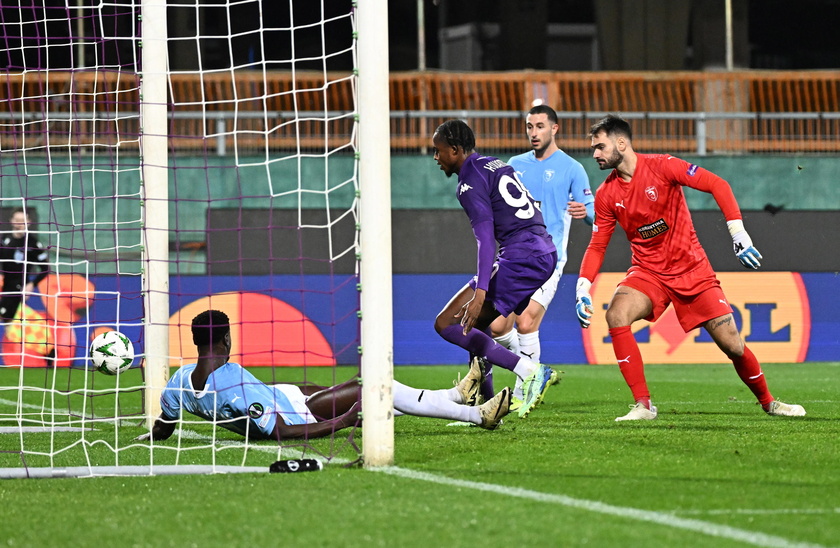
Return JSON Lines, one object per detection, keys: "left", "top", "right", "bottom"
{"left": 90, "top": 330, "right": 135, "bottom": 375}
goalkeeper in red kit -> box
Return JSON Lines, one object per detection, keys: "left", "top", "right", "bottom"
{"left": 575, "top": 114, "right": 805, "bottom": 421}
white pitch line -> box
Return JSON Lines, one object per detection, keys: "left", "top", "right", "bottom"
{"left": 0, "top": 427, "right": 91, "bottom": 433}
{"left": 0, "top": 396, "right": 106, "bottom": 418}
{"left": 375, "top": 466, "right": 828, "bottom": 548}
{"left": 675, "top": 508, "right": 840, "bottom": 516}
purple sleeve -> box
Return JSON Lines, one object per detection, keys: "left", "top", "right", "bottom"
{"left": 472, "top": 220, "right": 495, "bottom": 291}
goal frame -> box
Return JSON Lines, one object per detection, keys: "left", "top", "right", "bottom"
{"left": 140, "top": 0, "right": 170, "bottom": 427}
{"left": 356, "top": 0, "right": 395, "bottom": 467}
{"left": 137, "top": 0, "right": 395, "bottom": 466}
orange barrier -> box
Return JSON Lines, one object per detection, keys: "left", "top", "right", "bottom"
{"left": 2, "top": 70, "right": 839, "bottom": 154}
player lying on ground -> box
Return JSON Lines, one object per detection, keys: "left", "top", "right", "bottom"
{"left": 575, "top": 114, "right": 806, "bottom": 421}
{"left": 139, "top": 310, "right": 511, "bottom": 442}
{"left": 431, "top": 119, "right": 558, "bottom": 419}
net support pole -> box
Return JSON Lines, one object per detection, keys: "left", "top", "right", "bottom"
{"left": 140, "top": 0, "right": 170, "bottom": 425}
{"left": 357, "top": 0, "right": 395, "bottom": 467}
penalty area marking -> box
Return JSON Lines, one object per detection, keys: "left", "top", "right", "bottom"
{"left": 374, "top": 466, "right": 827, "bottom": 548}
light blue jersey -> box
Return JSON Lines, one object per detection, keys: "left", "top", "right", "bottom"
{"left": 160, "top": 362, "right": 310, "bottom": 439}
{"left": 508, "top": 149, "right": 594, "bottom": 265}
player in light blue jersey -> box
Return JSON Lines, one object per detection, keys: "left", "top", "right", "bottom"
{"left": 487, "top": 105, "right": 594, "bottom": 408}
{"left": 139, "top": 310, "right": 512, "bottom": 442}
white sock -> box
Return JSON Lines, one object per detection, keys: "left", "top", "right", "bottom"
{"left": 512, "top": 357, "right": 537, "bottom": 381}
{"left": 393, "top": 381, "right": 476, "bottom": 423}
{"left": 512, "top": 357, "right": 538, "bottom": 400}
{"left": 445, "top": 386, "right": 462, "bottom": 403}
{"left": 494, "top": 328, "right": 520, "bottom": 355}
{"left": 518, "top": 331, "right": 540, "bottom": 364}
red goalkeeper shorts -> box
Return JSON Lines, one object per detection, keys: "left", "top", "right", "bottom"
{"left": 618, "top": 262, "right": 732, "bottom": 332}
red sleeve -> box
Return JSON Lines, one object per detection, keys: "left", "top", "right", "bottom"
{"left": 579, "top": 189, "right": 615, "bottom": 281}
{"left": 666, "top": 158, "right": 742, "bottom": 222}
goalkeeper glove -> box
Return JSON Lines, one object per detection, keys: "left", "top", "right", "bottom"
{"left": 575, "top": 277, "right": 594, "bottom": 329}
{"left": 727, "top": 220, "right": 762, "bottom": 269}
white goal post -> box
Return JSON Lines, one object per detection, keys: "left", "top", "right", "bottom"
{"left": 357, "top": 0, "right": 395, "bottom": 467}
{"left": 140, "top": 0, "right": 170, "bottom": 427}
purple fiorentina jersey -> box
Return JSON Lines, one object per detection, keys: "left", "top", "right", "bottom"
{"left": 456, "top": 153, "right": 556, "bottom": 291}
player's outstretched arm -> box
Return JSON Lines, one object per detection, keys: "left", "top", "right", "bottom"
{"left": 727, "top": 220, "right": 763, "bottom": 269}
{"left": 575, "top": 278, "right": 594, "bottom": 328}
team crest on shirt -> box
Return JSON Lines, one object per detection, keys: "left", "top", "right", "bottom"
{"left": 543, "top": 169, "right": 555, "bottom": 182}
{"left": 644, "top": 186, "right": 658, "bottom": 201}
{"left": 248, "top": 402, "right": 264, "bottom": 418}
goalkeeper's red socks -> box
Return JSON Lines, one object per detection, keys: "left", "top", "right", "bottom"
{"left": 610, "top": 326, "right": 652, "bottom": 409}
{"left": 610, "top": 327, "right": 773, "bottom": 411}
{"left": 732, "top": 345, "right": 774, "bottom": 407}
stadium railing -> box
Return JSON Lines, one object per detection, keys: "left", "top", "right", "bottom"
{"left": 2, "top": 70, "right": 839, "bottom": 155}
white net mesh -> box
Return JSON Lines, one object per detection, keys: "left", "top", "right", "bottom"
{"left": 0, "top": 0, "right": 363, "bottom": 477}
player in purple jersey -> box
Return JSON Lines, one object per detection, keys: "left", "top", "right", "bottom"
{"left": 431, "top": 119, "right": 559, "bottom": 418}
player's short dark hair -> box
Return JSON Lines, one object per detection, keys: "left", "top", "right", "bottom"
{"left": 589, "top": 114, "right": 632, "bottom": 140}
{"left": 191, "top": 309, "right": 230, "bottom": 347}
{"left": 528, "top": 104, "right": 558, "bottom": 124}
{"left": 434, "top": 119, "right": 475, "bottom": 153}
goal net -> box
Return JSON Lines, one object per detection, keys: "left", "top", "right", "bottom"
{"left": 0, "top": 0, "right": 392, "bottom": 478}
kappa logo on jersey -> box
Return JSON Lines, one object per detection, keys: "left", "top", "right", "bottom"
{"left": 543, "top": 169, "right": 555, "bottom": 182}
{"left": 248, "top": 402, "right": 264, "bottom": 418}
{"left": 687, "top": 164, "right": 699, "bottom": 176}
{"left": 645, "top": 186, "right": 658, "bottom": 201}
{"left": 458, "top": 183, "right": 473, "bottom": 195}
{"left": 637, "top": 218, "right": 669, "bottom": 239}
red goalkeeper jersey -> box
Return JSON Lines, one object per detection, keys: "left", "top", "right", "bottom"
{"left": 580, "top": 154, "right": 742, "bottom": 280}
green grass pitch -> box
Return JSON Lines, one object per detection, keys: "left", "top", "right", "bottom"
{"left": 0, "top": 362, "right": 837, "bottom": 547}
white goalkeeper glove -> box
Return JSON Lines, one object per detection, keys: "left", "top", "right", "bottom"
{"left": 727, "top": 220, "right": 762, "bottom": 269}
{"left": 575, "top": 278, "right": 594, "bottom": 329}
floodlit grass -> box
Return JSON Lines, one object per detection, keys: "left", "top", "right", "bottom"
{"left": 0, "top": 362, "right": 838, "bottom": 547}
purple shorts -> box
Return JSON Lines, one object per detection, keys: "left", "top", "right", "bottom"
{"left": 469, "top": 250, "right": 557, "bottom": 317}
